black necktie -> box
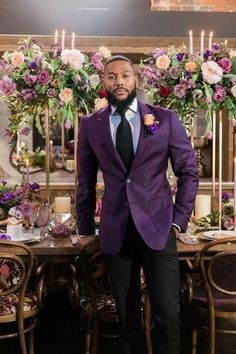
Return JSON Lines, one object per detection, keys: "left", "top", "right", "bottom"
{"left": 116, "top": 108, "right": 134, "bottom": 171}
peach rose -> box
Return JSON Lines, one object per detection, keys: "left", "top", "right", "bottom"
{"left": 95, "top": 97, "right": 108, "bottom": 111}
{"left": 11, "top": 51, "right": 25, "bottom": 67}
{"left": 59, "top": 88, "right": 73, "bottom": 104}
{"left": 156, "top": 55, "right": 170, "bottom": 70}
{"left": 185, "top": 61, "right": 197, "bottom": 72}
{"left": 144, "top": 114, "right": 155, "bottom": 126}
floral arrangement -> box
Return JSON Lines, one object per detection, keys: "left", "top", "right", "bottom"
{"left": 191, "top": 191, "right": 234, "bottom": 232}
{"left": 0, "top": 180, "right": 40, "bottom": 219}
{"left": 139, "top": 44, "right": 236, "bottom": 134}
{"left": 0, "top": 38, "right": 110, "bottom": 144}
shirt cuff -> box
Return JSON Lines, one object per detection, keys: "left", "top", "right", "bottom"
{"left": 172, "top": 223, "right": 181, "bottom": 232}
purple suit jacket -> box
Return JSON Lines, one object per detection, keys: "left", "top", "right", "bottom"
{"left": 77, "top": 101, "right": 199, "bottom": 255}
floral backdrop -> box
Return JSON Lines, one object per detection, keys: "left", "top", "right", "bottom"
{"left": 0, "top": 38, "right": 109, "bottom": 145}
{"left": 139, "top": 43, "right": 236, "bottom": 134}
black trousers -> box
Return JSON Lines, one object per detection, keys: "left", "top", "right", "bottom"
{"left": 105, "top": 215, "right": 180, "bottom": 354}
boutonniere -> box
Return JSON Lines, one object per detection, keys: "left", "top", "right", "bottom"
{"left": 143, "top": 114, "right": 160, "bottom": 137}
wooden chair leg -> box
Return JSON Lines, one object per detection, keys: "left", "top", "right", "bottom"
{"left": 18, "top": 318, "right": 27, "bottom": 354}
{"left": 192, "top": 326, "right": 197, "bottom": 354}
{"left": 85, "top": 332, "right": 92, "bottom": 354}
{"left": 28, "top": 328, "right": 34, "bottom": 354}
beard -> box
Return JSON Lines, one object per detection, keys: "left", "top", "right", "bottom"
{"left": 105, "top": 87, "right": 137, "bottom": 111}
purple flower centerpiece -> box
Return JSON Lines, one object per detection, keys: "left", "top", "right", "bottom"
{"left": 139, "top": 44, "right": 236, "bottom": 134}
{"left": 0, "top": 37, "right": 110, "bottom": 146}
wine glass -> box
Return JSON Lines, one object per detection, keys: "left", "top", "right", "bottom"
{"left": 36, "top": 205, "right": 51, "bottom": 238}
{"left": 28, "top": 202, "right": 37, "bottom": 235}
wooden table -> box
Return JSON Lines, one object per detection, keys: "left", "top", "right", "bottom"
{"left": 29, "top": 235, "right": 99, "bottom": 263}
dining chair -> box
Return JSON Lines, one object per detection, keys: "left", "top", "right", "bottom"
{"left": 0, "top": 240, "right": 38, "bottom": 354}
{"left": 184, "top": 237, "right": 236, "bottom": 354}
{"left": 75, "top": 251, "right": 152, "bottom": 354}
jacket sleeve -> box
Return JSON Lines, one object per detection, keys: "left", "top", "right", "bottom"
{"left": 168, "top": 110, "right": 199, "bottom": 231}
{"left": 76, "top": 116, "right": 98, "bottom": 235}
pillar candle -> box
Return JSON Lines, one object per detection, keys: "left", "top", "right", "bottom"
{"left": 61, "top": 29, "right": 65, "bottom": 51}
{"left": 208, "top": 31, "right": 213, "bottom": 51}
{"left": 54, "top": 197, "right": 71, "bottom": 213}
{"left": 53, "top": 29, "right": 58, "bottom": 56}
{"left": 71, "top": 32, "right": 75, "bottom": 50}
{"left": 7, "top": 224, "right": 23, "bottom": 240}
{"left": 200, "top": 30, "right": 205, "bottom": 61}
{"left": 189, "top": 30, "right": 193, "bottom": 54}
{"left": 195, "top": 194, "right": 211, "bottom": 220}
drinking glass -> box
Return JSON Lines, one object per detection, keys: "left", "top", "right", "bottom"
{"left": 36, "top": 205, "right": 51, "bottom": 238}
{"left": 29, "top": 202, "right": 37, "bottom": 235}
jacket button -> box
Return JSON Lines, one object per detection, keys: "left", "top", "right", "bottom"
{"left": 126, "top": 178, "right": 131, "bottom": 183}
{"left": 125, "top": 201, "right": 129, "bottom": 206}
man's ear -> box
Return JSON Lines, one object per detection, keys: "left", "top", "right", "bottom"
{"left": 135, "top": 75, "right": 139, "bottom": 88}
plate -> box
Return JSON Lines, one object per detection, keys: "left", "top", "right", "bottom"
{"left": 200, "top": 230, "right": 236, "bottom": 240}
{"left": 9, "top": 233, "right": 44, "bottom": 244}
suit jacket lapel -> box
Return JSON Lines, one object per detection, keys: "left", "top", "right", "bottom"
{"left": 95, "top": 107, "right": 126, "bottom": 172}
{"left": 131, "top": 101, "right": 155, "bottom": 171}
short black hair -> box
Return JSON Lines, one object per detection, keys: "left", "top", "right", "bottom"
{"left": 104, "top": 55, "right": 133, "bottom": 68}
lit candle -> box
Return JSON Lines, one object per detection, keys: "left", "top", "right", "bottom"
{"left": 54, "top": 197, "right": 71, "bottom": 213}
{"left": 195, "top": 194, "right": 211, "bottom": 220}
{"left": 189, "top": 30, "right": 193, "bottom": 54}
{"left": 208, "top": 31, "right": 213, "bottom": 51}
{"left": 224, "top": 39, "right": 228, "bottom": 48}
{"left": 71, "top": 32, "right": 75, "bottom": 50}
{"left": 61, "top": 29, "right": 65, "bottom": 51}
{"left": 54, "top": 29, "right": 58, "bottom": 57}
{"left": 26, "top": 158, "right": 29, "bottom": 183}
{"left": 50, "top": 140, "right": 53, "bottom": 168}
{"left": 200, "top": 30, "right": 205, "bottom": 61}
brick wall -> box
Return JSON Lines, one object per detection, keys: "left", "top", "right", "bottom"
{"left": 150, "top": 0, "right": 236, "bottom": 12}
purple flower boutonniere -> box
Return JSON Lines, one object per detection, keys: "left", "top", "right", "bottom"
{"left": 143, "top": 114, "right": 160, "bottom": 137}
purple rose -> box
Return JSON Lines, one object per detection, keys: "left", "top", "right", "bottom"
{"left": 19, "top": 201, "right": 31, "bottom": 216}
{"left": 19, "top": 126, "right": 31, "bottom": 136}
{"left": 24, "top": 73, "right": 37, "bottom": 85}
{"left": 176, "top": 53, "right": 184, "bottom": 61}
{"left": 29, "top": 182, "right": 40, "bottom": 192}
{"left": 169, "top": 66, "right": 180, "bottom": 79}
{"left": 52, "top": 224, "right": 69, "bottom": 237}
{"left": 223, "top": 217, "right": 234, "bottom": 230}
{"left": 153, "top": 48, "right": 167, "bottom": 58}
{"left": 28, "top": 61, "right": 37, "bottom": 70}
{"left": 222, "top": 192, "right": 231, "bottom": 202}
{"left": 37, "top": 70, "right": 50, "bottom": 84}
{"left": 17, "top": 88, "right": 37, "bottom": 101}
{"left": 173, "top": 84, "right": 186, "bottom": 98}
{"left": 204, "top": 50, "right": 213, "bottom": 59}
{"left": 213, "top": 44, "right": 220, "bottom": 50}
{"left": 148, "top": 123, "right": 159, "bottom": 135}
{"left": 91, "top": 53, "right": 104, "bottom": 71}
{"left": 0, "top": 76, "right": 16, "bottom": 96}
{"left": 1, "top": 192, "right": 15, "bottom": 203}
{"left": 218, "top": 58, "right": 232, "bottom": 73}
{"left": 213, "top": 86, "right": 226, "bottom": 102}
{"left": 47, "top": 88, "right": 57, "bottom": 98}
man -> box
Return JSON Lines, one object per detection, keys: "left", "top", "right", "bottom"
{"left": 77, "top": 55, "right": 199, "bottom": 354}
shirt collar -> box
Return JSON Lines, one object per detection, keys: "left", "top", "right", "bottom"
{"left": 111, "top": 98, "right": 138, "bottom": 116}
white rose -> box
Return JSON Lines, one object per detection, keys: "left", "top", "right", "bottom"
{"left": 99, "top": 46, "right": 111, "bottom": 59}
{"left": 61, "top": 49, "right": 71, "bottom": 65}
{"left": 69, "top": 49, "right": 85, "bottom": 70}
{"left": 89, "top": 74, "right": 100, "bottom": 88}
{"left": 155, "top": 55, "right": 170, "bottom": 70}
{"left": 201, "top": 61, "right": 223, "bottom": 84}
{"left": 231, "top": 86, "right": 236, "bottom": 98}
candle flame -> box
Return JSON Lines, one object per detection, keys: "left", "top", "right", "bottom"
{"left": 201, "top": 30, "right": 205, "bottom": 37}
{"left": 189, "top": 30, "right": 192, "bottom": 36}
{"left": 26, "top": 158, "right": 29, "bottom": 166}
{"left": 209, "top": 31, "right": 213, "bottom": 38}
